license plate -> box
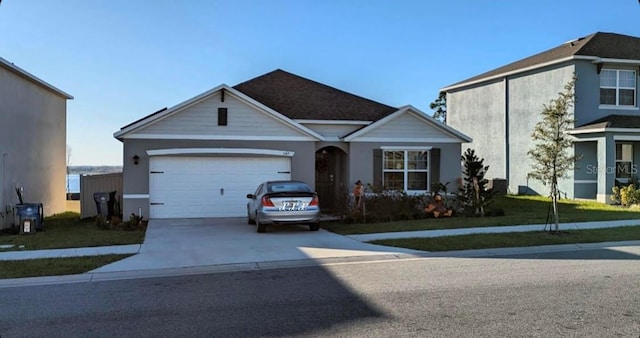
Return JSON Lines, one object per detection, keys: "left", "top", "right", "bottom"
{"left": 280, "top": 200, "right": 308, "bottom": 211}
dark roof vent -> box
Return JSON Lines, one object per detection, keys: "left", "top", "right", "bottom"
{"left": 564, "top": 36, "right": 585, "bottom": 47}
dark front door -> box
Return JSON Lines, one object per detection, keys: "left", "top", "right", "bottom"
{"left": 315, "top": 149, "right": 336, "bottom": 213}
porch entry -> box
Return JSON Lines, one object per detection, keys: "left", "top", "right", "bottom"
{"left": 315, "top": 146, "right": 346, "bottom": 213}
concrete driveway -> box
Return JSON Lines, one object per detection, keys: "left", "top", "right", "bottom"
{"left": 91, "top": 218, "right": 422, "bottom": 273}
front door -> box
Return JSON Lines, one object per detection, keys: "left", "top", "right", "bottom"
{"left": 315, "top": 148, "right": 337, "bottom": 213}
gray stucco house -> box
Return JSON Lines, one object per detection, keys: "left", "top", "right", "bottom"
{"left": 115, "top": 69, "right": 471, "bottom": 219}
{"left": 444, "top": 32, "right": 640, "bottom": 203}
{"left": 0, "top": 56, "right": 73, "bottom": 228}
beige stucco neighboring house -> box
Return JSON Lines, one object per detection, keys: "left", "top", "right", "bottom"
{"left": 0, "top": 56, "right": 73, "bottom": 228}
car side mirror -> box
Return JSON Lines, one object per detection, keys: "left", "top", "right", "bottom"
{"left": 246, "top": 194, "right": 255, "bottom": 199}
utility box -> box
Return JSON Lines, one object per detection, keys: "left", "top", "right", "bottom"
{"left": 488, "top": 179, "right": 508, "bottom": 195}
{"left": 16, "top": 203, "right": 44, "bottom": 231}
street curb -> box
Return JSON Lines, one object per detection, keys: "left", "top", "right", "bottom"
{"left": 0, "top": 253, "right": 415, "bottom": 288}
{"left": 420, "top": 240, "right": 640, "bottom": 258}
{"left": 1, "top": 241, "right": 638, "bottom": 288}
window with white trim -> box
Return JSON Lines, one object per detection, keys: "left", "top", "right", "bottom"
{"left": 616, "top": 143, "right": 633, "bottom": 179}
{"left": 383, "top": 150, "right": 429, "bottom": 191}
{"left": 600, "top": 69, "right": 636, "bottom": 107}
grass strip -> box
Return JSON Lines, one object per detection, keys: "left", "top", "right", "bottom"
{"left": 370, "top": 225, "right": 640, "bottom": 252}
{"left": 323, "top": 195, "right": 640, "bottom": 235}
{"left": 0, "top": 212, "right": 145, "bottom": 251}
{"left": 0, "top": 254, "right": 133, "bottom": 279}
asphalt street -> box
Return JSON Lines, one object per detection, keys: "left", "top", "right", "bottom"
{"left": 1, "top": 246, "right": 638, "bottom": 337}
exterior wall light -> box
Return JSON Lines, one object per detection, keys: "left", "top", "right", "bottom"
{"left": 133, "top": 155, "right": 140, "bottom": 165}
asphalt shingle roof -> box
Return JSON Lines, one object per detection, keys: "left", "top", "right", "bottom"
{"left": 573, "top": 114, "right": 640, "bottom": 131}
{"left": 233, "top": 69, "right": 397, "bottom": 121}
{"left": 445, "top": 32, "right": 640, "bottom": 90}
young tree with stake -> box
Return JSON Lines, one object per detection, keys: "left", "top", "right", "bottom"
{"left": 527, "top": 75, "right": 581, "bottom": 232}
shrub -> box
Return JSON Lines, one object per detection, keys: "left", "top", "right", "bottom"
{"left": 96, "top": 213, "right": 147, "bottom": 231}
{"left": 458, "top": 148, "right": 493, "bottom": 216}
{"left": 343, "top": 189, "right": 428, "bottom": 223}
{"left": 612, "top": 177, "right": 640, "bottom": 207}
{"left": 332, "top": 185, "right": 353, "bottom": 218}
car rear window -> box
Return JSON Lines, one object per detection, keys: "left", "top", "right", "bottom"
{"left": 267, "top": 182, "right": 311, "bottom": 193}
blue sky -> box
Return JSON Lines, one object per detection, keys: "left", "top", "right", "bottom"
{"left": 1, "top": 0, "right": 639, "bottom": 165}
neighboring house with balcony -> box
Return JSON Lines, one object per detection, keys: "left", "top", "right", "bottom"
{"left": 114, "top": 69, "right": 471, "bottom": 219}
{"left": 443, "top": 32, "right": 640, "bottom": 203}
{"left": 0, "top": 56, "right": 73, "bottom": 228}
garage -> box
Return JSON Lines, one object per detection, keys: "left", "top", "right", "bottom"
{"left": 148, "top": 149, "right": 292, "bottom": 219}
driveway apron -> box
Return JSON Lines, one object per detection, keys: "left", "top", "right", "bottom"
{"left": 90, "top": 218, "right": 421, "bottom": 272}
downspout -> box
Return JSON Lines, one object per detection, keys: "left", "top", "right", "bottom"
{"left": 504, "top": 77, "right": 510, "bottom": 186}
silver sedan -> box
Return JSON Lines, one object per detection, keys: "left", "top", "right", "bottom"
{"left": 246, "top": 180, "right": 320, "bottom": 233}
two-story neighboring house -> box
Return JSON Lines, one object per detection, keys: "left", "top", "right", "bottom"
{"left": 444, "top": 32, "right": 640, "bottom": 203}
{"left": 0, "top": 57, "right": 73, "bottom": 228}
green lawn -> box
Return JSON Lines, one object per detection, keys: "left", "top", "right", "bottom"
{"left": 0, "top": 212, "right": 144, "bottom": 279}
{"left": 371, "top": 225, "right": 640, "bottom": 252}
{"left": 2, "top": 198, "right": 639, "bottom": 279}
{"left": 0, "top": 212, "right": 145, "bottom": 252}
{"left": 322, "top": 195, "right": 640, "bottom": 235}
{"left": 0, "top": 254, "right": 133, "bottom": 279}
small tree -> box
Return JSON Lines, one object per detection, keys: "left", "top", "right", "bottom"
{"left": 430, "top": 91, "right": 447, "bottom": 124}
{"left": 459, "top": 148, "right": 492, "bottom": 216}
{"left": 527, "top": 76, "right": 580, "bottom": 232}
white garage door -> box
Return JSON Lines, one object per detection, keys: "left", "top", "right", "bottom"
{"left": 149, "top": 156, "right": 291, "bottom": 218}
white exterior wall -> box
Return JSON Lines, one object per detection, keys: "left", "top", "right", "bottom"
{"left": 0, "top": 65, "right": 68, "bottom": 225}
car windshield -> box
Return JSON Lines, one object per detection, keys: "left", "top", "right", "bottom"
{"left": 267, "top": 182, "right": 311, "bottom": 193}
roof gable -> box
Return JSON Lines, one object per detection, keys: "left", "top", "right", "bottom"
{"left": 443, "top": 32, "right": 640, "bottom": 91}
{"left": 343, "top": 105, "right": 472, "bottom": 142}
{"left": 233, "top": 69, "right": 397, "bottom": 121}
{"left": 114, "top": 84, "right": 323, "bottom": 140}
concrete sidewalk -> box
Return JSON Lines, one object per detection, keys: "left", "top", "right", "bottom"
{"left": 0, "top": 244, "right": 141, "bottom": 261}
{"left": 1, "top": 219, "right": 639, "bottom": 262}
{"left": 347, "top": 219, "right": 640, "bottom": 242}
{"left": 1, "top": 219, "right": 640, "bottom": 288}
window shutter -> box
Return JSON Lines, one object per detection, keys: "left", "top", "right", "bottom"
{"left": 373, "top": 149, "right": 382, "bottom": 189}
{"left": 430, "top": 148, "right": 440, "bottom": 191}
